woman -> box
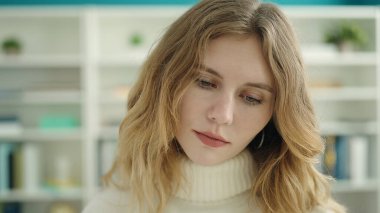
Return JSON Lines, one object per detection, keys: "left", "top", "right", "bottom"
{"left": 83, "top": 0, "right": 346, "bottom": 212}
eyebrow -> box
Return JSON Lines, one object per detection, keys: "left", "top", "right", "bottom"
{"left": 199, "top": 65, "right": 274, "bottom": 94}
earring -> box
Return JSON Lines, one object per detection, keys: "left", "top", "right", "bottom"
{"left": 173, "top": 139, "right": 182, "bottom": 153}
{"left": 257, "top": 131, "right": 265, "bottom": 149}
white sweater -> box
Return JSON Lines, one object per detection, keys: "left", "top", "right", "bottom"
{"left": 83, "top": 150, "right": 330, "bottom": 213}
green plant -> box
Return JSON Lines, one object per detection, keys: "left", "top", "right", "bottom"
{"left": 324, "top": 22, "right": 367, "bottom": 51}
{"left": 1, "top": 37, "right": 22, "bottom": 54}
{"left": 129, "top": 33, "right": 144, "bottom": 47}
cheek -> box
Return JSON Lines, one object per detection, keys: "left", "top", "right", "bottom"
{"left": 263, "top": 106, "right": 274, "bottom": 120}
{"left": 177, "top": 89, "right": 202, "bottom": 129}
{"left": 237, "top": 107, "right": 273, "bottom": 139}
{"left": 179, "top": 93, "right": 196, "bottom": 120}
{"left": 260, "top": 105, "right": 274, "bottom": 126}
{"left": 180, "top": 87, "right": 208, "bottom": 117}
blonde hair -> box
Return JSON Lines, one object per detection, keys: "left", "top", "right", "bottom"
{"left": 105, "top": 0, "right": 346, "bottom": 213}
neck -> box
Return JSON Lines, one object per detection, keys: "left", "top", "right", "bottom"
{"left": 175, "top": 149, "right": 256, "bottom": 202}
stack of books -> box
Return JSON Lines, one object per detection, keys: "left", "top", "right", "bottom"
{"left": 0, "top": 143, "right": 40, "bottom": 193}
{"left": 321, "top": 135, "right": 369, "bottom": 183}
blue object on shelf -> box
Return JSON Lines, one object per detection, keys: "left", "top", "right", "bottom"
{"left": 335, "top": 136, "right": 349, "bottom": 180}
{"left": 3, "top": 202, "right": 22, "bottom": 213}
{"left": 0, "top": 143, "right": 16, "bottom": 192}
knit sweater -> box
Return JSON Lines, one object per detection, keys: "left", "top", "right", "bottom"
{"left": 82, "top": 150, "right": 330, "bottom": 213}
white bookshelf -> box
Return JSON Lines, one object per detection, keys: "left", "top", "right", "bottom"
{"left": 0, "top": 188, "right": 82, "bottom": 202}
{"left": 320, "top": 121, "right": 377, "bottom": 135}
{"left": 283, "top": 6, "right": 378, "bottom": 19}
{"left": 286, "top": 7, "right": 379, "bottom": 212}
{"left": 98, "top": 53, "right": 145, "bottom": 67}
{"left": 332, "top": 179, "right": 379, "bottom": 193}
{"left": 310, "top": 87, "right": 377, "bottom": 101}
{"left": 0, "top": 7, "right": 85, "bottom": 211}
{"left": 303, "top": 52, "right": 377, "bottom": 66}
{"left": 0, "top": 6, "right": 379, "bottom": 213}
{"left": 0, "top": 128, "right": 82, "bottom": 142}
{"left": 0, "top": 55, "right": 81, "bottom": 68}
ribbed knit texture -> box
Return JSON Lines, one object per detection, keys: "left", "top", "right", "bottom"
{"left": 175, "top": 149, "right": 256, "bottom": 202}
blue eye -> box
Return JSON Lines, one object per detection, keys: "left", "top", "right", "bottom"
{"left": 240, "top": 94, "right": 262, "bottom": 105}
{"left": 196, "top": 78, "right": 217, "bottom": 89}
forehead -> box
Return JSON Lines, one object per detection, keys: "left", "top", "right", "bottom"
{"left": 203, "top": 34, "right": 273, "bottom": 87}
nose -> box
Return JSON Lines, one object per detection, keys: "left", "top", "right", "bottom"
{"left": 207, "top": 93, "right": 234, "bottom": 125}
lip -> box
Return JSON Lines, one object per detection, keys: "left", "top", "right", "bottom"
{"left": 194, "top": 130, "right": 230, "bottom": 148}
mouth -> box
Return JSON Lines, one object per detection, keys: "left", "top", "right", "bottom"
{"left": 193, "top": 130, "right": 230, "bottom": 148}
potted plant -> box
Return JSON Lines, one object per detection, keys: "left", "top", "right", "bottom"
{"left": 129, "top": 32, "right": 144, "bottom": 47}
{"left": 1, "top": 37, "right": 22, "bottom": 55}
{"left": 324, "top": 22, "right": 367, "bottom": 52}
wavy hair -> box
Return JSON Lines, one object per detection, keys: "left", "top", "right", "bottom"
{"left": 105, "top": 0, "right": 346, "bottom": 213}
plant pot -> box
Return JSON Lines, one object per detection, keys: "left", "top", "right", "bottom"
{"left": 337, "top": 41, "right": 353, "bottom": 53}
{"left": 3, "top": 46, "right": 21, "bottom": 55}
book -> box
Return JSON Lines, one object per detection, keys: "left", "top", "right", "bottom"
{"left": 323, "top": 135, "right": 337, "bottom": 177}
{"left": 8, "top": 148, "right": 15, "bottom": 189}
{"left": 349, "top": 136, "right": 368, "bottom": 184}
{"left": 12, "top": 146, "right": 23, "bottom": 190}
{"left": 22, "top": 143, "right": 40, "bottom": 192}
{"left": 0, "top": 143, "right": 16, "bottom": 192}
{"left": 322, "top": 135, "right": 369, "bottom": 183}
{"left": 335, "top": 136, "right": 349, "bottom": 180}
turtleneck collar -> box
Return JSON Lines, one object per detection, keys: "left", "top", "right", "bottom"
{"left": 174, "top": 149, "right": 257, "bottom": 203}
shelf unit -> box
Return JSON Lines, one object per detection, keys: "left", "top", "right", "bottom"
{"left": 0, "top": 189, "right": 82, "bottom": 202}
{"left": 0, "top": 128, "right": 82, "bottom": 142}
{"left": 286, "top": 6, "right": 380, "bottom": 213}
{"left": 0, "top": 7, "right": 85, "bottom": 213}
{"left": 0, "top": 6, "right": 379, "bottom": 213}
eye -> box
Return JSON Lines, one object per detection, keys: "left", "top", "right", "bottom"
{"left": 196, "top": 78, "right": 217, "bottom": 89}
{"left": 239, "top": 94, "right": 262, "bottom": 105}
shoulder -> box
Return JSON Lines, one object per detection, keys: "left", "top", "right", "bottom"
{"left": 82, "top": 187, "right": 131, "bottom": 213}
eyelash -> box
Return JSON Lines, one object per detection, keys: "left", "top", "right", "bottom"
{"left": 196, "top": 78, "right": 217, "bottom": 89}
{"left": 239, "top": 94, "right": 262, "bottom": 105}
{"left": 195, "top": 78, "right": 262, "bottom": 106}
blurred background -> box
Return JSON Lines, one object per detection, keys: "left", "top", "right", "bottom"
{"left": 0, "top": 0, "right": 379, "bottom": 212}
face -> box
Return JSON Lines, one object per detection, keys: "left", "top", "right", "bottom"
{"left": 175, "top": 34, "right": 275, "bottom": 166}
